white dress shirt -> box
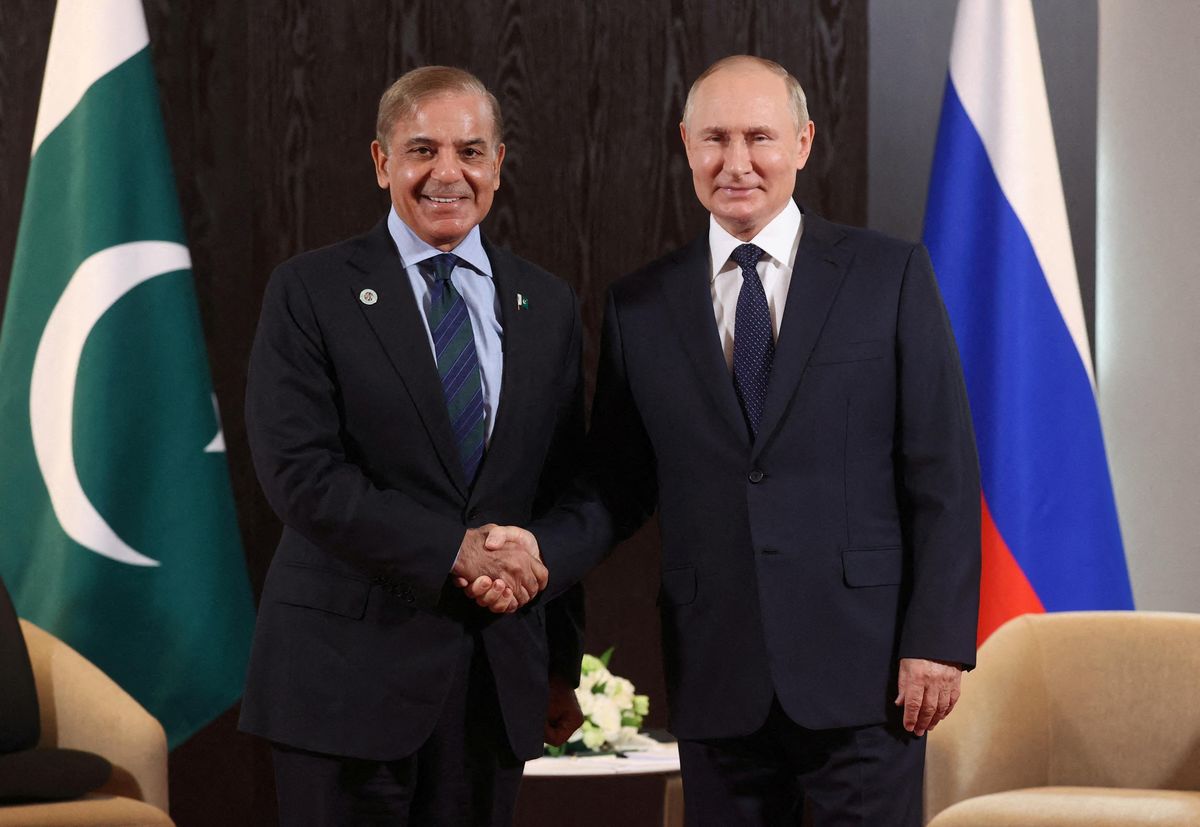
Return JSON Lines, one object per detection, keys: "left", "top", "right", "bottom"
{"left": 708, "top": 199, "right": 804, "bottom": 371}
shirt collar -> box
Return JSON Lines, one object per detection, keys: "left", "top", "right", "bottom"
{"left": 708, "top": 199, "right": 803, "bottom": 282}
{"left": 387, "top": 207, "right": 493, "bottom": 277}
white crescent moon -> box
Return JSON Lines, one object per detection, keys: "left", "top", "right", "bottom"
{"left": 29, "top": 240, "right": 192, "bottom": 568}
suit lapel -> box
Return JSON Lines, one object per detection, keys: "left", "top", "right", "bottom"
{"left": 347, "top": 220, "right": 469, "bottom": 498}
{"left": 659, "top": 235, "right": 752, "bottom": 448}
{"left": 469, "top": 238, "right": 534, "bottom": 503}
{"left": 752, "top": 212, "right": 854, "bottom": 461}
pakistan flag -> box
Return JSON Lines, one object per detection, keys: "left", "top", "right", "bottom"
{"left": 0, "top": 0, "right": 254, "bottom": 747}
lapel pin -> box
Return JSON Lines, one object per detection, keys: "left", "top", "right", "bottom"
{"left": 516, "top": 293, "right": 529, "bottom": 310}
{"left": 359, "top": 288, "right": 378, "bottom": 306}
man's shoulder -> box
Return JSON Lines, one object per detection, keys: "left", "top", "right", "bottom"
{"left": 805, "top": 211, "right": 919, "bottom": 257}
{"left": 484, "top": 242, "right": 560, "bottom": 285}
{"left": 484, "top": 239, "right": 577, "bottom": 305}
{"left": 609, "top": 234, "right": 708, "bottom": 301}
{"left": 264, "top": 225, "right": 381, "bottom": 303}
{"left": 801, "top": 213, "right": 930, "bottom": 287}
{"left": 280, "top": 226, "right": 378, "bottom": 275}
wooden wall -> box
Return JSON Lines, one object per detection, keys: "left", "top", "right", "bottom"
{"left": 0, "top": 1, "right": 867, "bottom": 823}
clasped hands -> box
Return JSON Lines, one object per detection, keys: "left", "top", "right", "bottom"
{"left": 451, "top": 524, "right": 543, "bottom": 613}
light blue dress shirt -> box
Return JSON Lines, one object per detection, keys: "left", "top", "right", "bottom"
{"left": 387, "top": 208, "right": 504, "bottom": 444}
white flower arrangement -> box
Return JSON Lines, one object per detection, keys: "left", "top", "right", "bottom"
{"left": 546, "top": 648, "right": 650, "bottom": 756}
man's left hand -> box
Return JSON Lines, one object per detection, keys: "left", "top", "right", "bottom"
{"left": 544, "top": 676, "right": 584, "bottom": 746}
{"left": 895, "top": 657, "right": 962, "bottom": 737}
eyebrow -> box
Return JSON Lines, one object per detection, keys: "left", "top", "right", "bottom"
{"left": 696, "top": 125, "right": 778, "bottom": 136}
{"left": 405, "top": 136, "right": 490, "bottom": 148}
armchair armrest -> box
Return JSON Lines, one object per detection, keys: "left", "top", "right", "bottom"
{"left": 20, "top": 619, "right": 169, "bottom": 813}
{"left": 924, "top": 615, "right": 1049, "bottom": 823}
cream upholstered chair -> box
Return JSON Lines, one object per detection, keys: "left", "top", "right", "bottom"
{"left": 0, "top": 620, "right": 174, "bottom": 827}
{"left": 925, "top": 611, "right": 1200, "bottom": 826}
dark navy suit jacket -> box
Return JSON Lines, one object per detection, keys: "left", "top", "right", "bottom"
{"left": 239, "top": 219, "right": 584, "bottom": 761}
{"left": 535, "top": 210, "right": 980, "bottom": 739}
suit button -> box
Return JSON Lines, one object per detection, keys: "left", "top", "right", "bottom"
{"left": 748, "top": 470, "right": 765, "bottom": 483}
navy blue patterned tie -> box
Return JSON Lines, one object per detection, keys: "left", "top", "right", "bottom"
{"left": 731, "top": 243, "right": 773, "bottom": 437}
{"left": 421, "top": 253, "right": 486, "bottom": 482}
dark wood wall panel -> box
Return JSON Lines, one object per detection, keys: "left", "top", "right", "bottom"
{"left": 0, "top": 0, "right": 55, "bottom": 293}
{"left": 0, "top": 3, "right": 866, "bottom": 824}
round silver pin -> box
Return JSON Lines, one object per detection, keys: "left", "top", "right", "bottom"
{"left": 359, "top": 289, "right": 378, "bottom": 306}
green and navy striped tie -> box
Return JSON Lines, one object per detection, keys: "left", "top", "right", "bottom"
{"left": 422, "top": 253, "right": 486, "bottom": 482}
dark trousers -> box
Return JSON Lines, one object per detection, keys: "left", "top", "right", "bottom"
{"left": 677, "top": 698, "right": 925, "bottom": 827}
{"left": 272, "top": 634, "right": 524, "bottom": 827}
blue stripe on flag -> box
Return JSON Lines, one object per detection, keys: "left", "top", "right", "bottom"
{"left": 924, "top": 78, "right": 1132, "bottom": 611}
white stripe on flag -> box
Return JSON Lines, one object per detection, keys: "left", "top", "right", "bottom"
{"left": 948, "top": 0, "right": 1095, "bottom": 388}
{"left": 32, "top": 0, "right": 150, "bottom": 156}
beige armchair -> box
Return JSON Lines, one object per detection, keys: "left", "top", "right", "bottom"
{"left": 925, "top": 611, "right": 1200, "bottom": 826}
{"left": 0, "top": 620, "right": 174, "bottom": 827}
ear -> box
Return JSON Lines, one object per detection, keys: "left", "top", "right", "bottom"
{"left": 679, "top": 121, "right": 694, "bottom": 167}
{"left": 492, "top": 143, "right": 506, "bottom": 191}
{"left": 370, "top": 140, "right": 389, "bottom": 189}
{"left": 795, "top": 121, "right": 816, "bottom": 171}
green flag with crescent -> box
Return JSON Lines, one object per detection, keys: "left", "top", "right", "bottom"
{"left": 0, "top": 0, "right": 254, "bottom": 748}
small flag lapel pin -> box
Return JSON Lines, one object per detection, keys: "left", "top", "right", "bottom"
{"left": 516, "top": 293, "right": 529, "bottom": 310}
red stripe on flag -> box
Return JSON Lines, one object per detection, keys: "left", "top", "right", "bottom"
{"left": 978, "top": 493, "right": 1044, "bottom": 646}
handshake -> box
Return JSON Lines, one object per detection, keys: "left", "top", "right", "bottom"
{"left": 451, "top": 525, "right": 544, "bottom": 613}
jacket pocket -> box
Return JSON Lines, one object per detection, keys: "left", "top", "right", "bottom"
{"left": 842, "top": 547, "right": 903, "bottom": 588}
{"left": 273, "top": 563, "right": 370, "bottom": 619}
{"left": 657, "top": 566, "right": 697, "bottom": 607}
{"left": 810, "top": 339, "right": 887, "bottom": 366}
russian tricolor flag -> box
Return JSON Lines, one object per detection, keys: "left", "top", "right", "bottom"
{"left": 923, "top": 0, "right": 1134, "bottom": 645}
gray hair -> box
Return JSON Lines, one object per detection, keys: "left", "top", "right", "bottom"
{"left": 376, "top": 66, "right": 504, "bottom": 151}
{"left": 682, "top": 55, "right": 809, "bottom": 131}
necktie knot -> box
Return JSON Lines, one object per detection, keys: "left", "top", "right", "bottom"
{"left": 730, "top": 243, "right": 765, "bottom": 274}
{"left": 422, "top": 253, "right": 460, "bottom": 283}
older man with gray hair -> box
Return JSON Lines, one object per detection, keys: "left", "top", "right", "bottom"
{"left": 240, "top": 65, "right": 585, "bottom": 826}
{"left": 477, "top": 55, "right": 981, "bottom": 825}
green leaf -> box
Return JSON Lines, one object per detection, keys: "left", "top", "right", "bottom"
{"left": 599, "top": 646, "right": 615, "bottom": 667}
{"left": 580, "top": 653, "right": 604, "bottom": 674}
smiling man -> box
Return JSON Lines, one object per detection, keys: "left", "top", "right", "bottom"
{"left": 240, "top": 66, "right": 586, "bottom": 826}
{"left": 475, "top": 55, "right": 981, "bottom": 825}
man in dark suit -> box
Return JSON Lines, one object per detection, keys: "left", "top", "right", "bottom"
{"left": 239, "top": 66, "right": 585, "bottom": 826}
{"left": 475, "top": 56, "right": 980, "bottom": 825}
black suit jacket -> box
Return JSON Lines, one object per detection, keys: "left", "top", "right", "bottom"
{"left": 239, "top": 219, "right": 584, "bottom": 761}
{"left": 535, "top": 210, "right": 980, "bottom": 739}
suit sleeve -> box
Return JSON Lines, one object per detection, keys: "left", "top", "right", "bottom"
{"left": 534, "top": 286, "right": 588, "bottom": 685}
{"left": 246, "top": 261, "right": 464, "bottom": 610}
{"left": 894, "top": 244, "right": 982, "bottom": 668}
{"left": 533, "top": 288, "right": 659, "bottom": 601}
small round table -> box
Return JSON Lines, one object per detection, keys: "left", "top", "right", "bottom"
{"left": 519, "top": 741, "right": 683, "bottom": 826}
{"left": 524, "top": 740, "right": 680, "bottom": 777}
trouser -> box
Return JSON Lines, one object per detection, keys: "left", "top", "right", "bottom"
{"left": 678, "top": 697, "right": 925, "bottom": 826}
{"left": 272, "top": 633, "right": 524, "bottom": 827}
